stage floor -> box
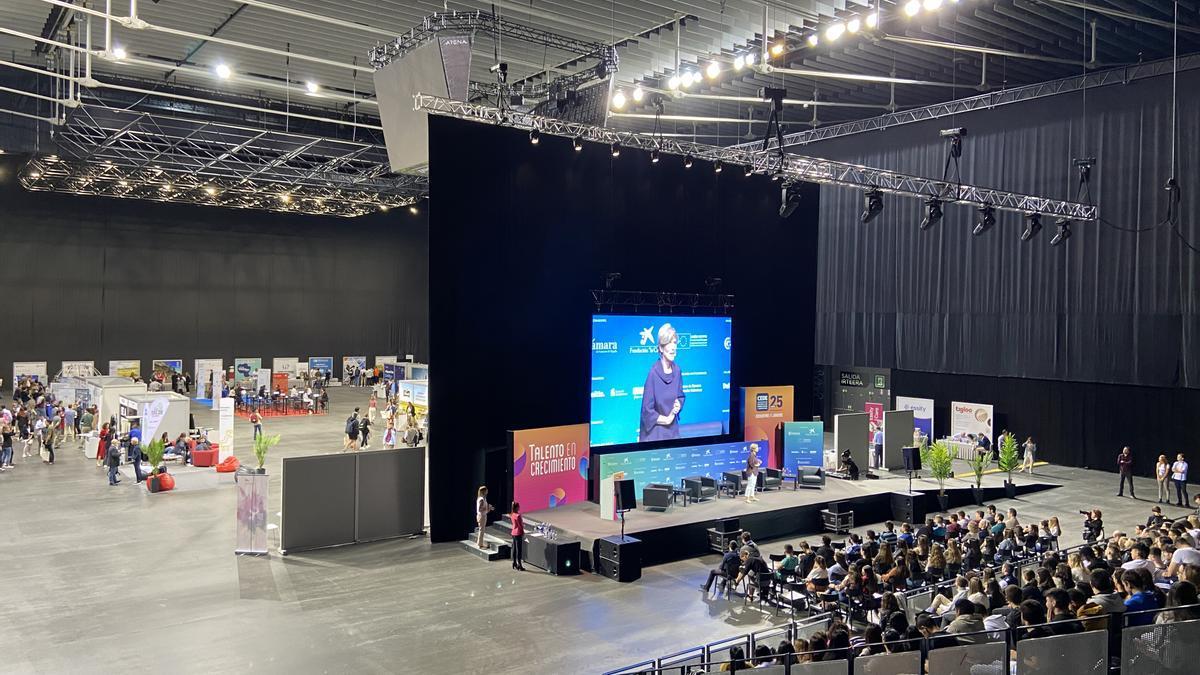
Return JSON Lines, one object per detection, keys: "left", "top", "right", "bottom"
{"left": 529, "top": 464, "right": 1059, "bottom": 556}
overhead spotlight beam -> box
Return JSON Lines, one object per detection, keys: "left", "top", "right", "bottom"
{"left": 413, "top": 95, "right": 1097, "bottom": 221}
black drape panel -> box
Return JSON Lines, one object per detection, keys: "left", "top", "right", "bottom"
{"left": 428, "top": 116, "right": 820, "bottom": 542}
{"left": 809, "top": 68, "right": 1199, "bottom": 388}
{"left": 0, "top": 155, "right": 428, "bottom": 376}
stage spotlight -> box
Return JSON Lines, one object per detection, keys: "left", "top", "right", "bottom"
{"left": 866, "top": 12, "right": 879, "bottom": 28}
{"left": 714, "top": 160, "right": 723, "bottom": 173}
{"left": 847, "top": 18, "right": 862, "bottom": 34}
{"left": 610, "top": 142, "right": 621, "bottom": 158}
{"left": 920, "top": 197, "right": 943, "bottom": 230}
{"left": 118, "top": 180, "right": 128, "bottom": 187}
{"left": 771, "top": 41, "right": 785, "bottom": 56}
{"left": 215, "top": 63, "right": 232, "bottom": 79}
{"left": 379, "top": 204, "right": 389, "bottom": 212}
{"left": 780, "top": 183, "right": 803, "bottom": 218}
{"left": 28, "top": 171, "right": 40, "bottom": 179}
{"left": 825, "top": 23, "right": 846, "bottom": 42}
{"left": 706, "top": 61, "right": 721, "bottom": 79}
{"left": 279, "top": 192, "right": 292, "bottom": 203}
{"left": 204, "top": 185, "right": 217, "bottom": 196}
{"left": 632, "top": 86, "right": 644, "bottom": 102}
{"left": 650, "top": 149, "right": 660, "bottom": 164}
{"left": 1021, "top": 213, "right": 1043, "bottom": 241}
{"left": 771, "top": 171, "right": 783, "bottom": 181}
{"left": 861, "top": 189, "right": 884, "bottom": 223}
{"left": 683, "top": 154, "right": 694, "bottom": 168}
{"left": 409, "top": 205, "right": 419, "bottom": 215}
{"left": 305, "top": 81, "right": 320, "bottom": 95}
{"left": 923, "top": 0, "right": 943, "bottom": 10}
{"left": 667, "top": 75, "right": 680, "bottom": 89}
{"left": 529, "top": 128, "right": 540, "bottom": 145}
{"left": 611, "top": 90, "right": 627, "bottom": 109}
{"left": 745, "top": 52, "right": 756, "bottom": 66}
{"left": 1050, "top": 218, "right": 1072, "bottom": 246}
{"left": 973, "top": 204, "right": 996, "bottom": 235}
{"left": 112, "top": 46, "right": 127, "bottom": 60}
{"left": 904, "top": 0, "right": 921, "bottom": 17}
{"left": 744, "top": 164, "right": 754, "bottom": 177}
{"left": 733, "top": 55, "right": 746, "bottom": 71}
{"left": 807, "top": 34, "right": 819, "bottom": 47}
{"left": 573, "top": 136, "right": 583, "bottom": 151}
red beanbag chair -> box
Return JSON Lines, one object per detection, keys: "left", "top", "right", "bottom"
{"left": 215, "top": 456, "right": 240, "bottom": 473}
{"left": 158, "top": 473, "right": 176, "bottom": 491}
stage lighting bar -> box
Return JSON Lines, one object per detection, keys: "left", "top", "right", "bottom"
{"left": 416, "top": 94, "right": 1097, "bottom": 221}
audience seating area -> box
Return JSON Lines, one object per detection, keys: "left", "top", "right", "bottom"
{"left": 607, "top": 505, "right": 1200, "bottom": 674}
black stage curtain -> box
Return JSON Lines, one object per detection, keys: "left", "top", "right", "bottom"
{"left": 427, "top": 116, "right": 820, "bottom": 542}
{"left": 893, "top": 369, "right": 1200, "bottom": 479}
{"left": 807, "top": 67, "right": 1200, "bottom": 389}
{"left": 0, "top": 155, "right": 428, "bottom": 376}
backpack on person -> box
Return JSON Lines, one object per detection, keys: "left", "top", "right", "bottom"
{"left": 345, "top": 417, "right": 358, "bottom": 435}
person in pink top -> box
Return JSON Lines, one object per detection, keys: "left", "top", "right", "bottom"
{"left": 510, "top": 502, "right": 526, "bottom": 571}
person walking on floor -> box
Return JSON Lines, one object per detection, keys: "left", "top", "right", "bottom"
{"left": 0, "top": 422, "right": 14, "bottom": 471}
{"left": 744, "top": 443, "right": 762, "bottom": 503}
{"left": 1172, "top": 454, "right": 1190, "bottom": 507}
{"left": 343, "top": 409, "right": 360, "bottom": 451}
{"left": 249, "top": 409, "right": 263, "bottom": 440}
{"left": 106, "top": 437, "right": 122, "bottom": 485}
{"left": 509, "top": 501, "right": 526, "bottom": 571}
{"left": 476, "top": 485, "right": 493, "bottom": 550}
{"left": 129, "top": 436, "right": 145, "bottom": 483}
{"left": 1021, "top": 436, "right": 1037, "bottom": 474}
{"left": 368, "top": 395, "right": 378, "bottom": 424}
{"left": 1157, "top": 454, "right": 1172, "bottom": 504}
{"left": 359, "top": 415, "right": 372, "bottom": 450}
{"left": 1117, "top": 447, "right": 1135, "bottom": 498}
{"left": 96, "top": 422, "right": 111, "bottom": 468}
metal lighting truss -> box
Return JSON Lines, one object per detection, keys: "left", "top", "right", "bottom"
{"left": 591, "top": 290, "right": 734, "bottom": 313}
{"left": 739, "top": 54, "right": 1200, "bottom": 150}
{"left": 20, "top": 104, "right": 426, "bottom": 217}
{"left": 414, "top": 94, "right": 1097, "bottom": 221}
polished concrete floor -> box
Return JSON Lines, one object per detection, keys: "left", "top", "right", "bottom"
{"left": 0, "top": 388, "right": 1187, "bottom": 674}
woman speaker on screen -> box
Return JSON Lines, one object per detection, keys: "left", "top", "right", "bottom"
{"left": 639, "top": 323, "right": 686, "bottom": 441}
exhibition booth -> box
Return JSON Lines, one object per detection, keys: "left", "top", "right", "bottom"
{"left": 83, "top": 376, "right": 148, "bottom": 425}
{"left": 117, "top": 391, "right": 191, "bottom": 441}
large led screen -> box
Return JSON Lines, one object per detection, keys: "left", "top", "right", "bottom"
{"left": 591, "top": 314, "right": 732, "bottom": 447}
{"left": 596, "top": 439, "right": 768, "bottom": 496}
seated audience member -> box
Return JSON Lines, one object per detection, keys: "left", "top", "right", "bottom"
{"left": 992, "top": 584, "right": 1024, "bottom": 628}
{"left": 815, "top": 535, "right": 835, "bottom": 566}
{"left": 773, "top": 641, "right": 796, "bottom": 666}
{"left": 739, "top": 532, "right": 761, "bottom": 560}
{"left": 916, "top": 613, "right": 960, "bottom": 652}
{"left": 805, "top": 555, "right": 831, "bottom": 592}
{"left": 777, "top": 544, "right": 800, "bottom": 581}
{"left": 880, "top": 521, "right": 898, "bottom": 545}
{"left": 828, "top": 552, "right": 849, "bottom": 585}
{"left": 1122, "top": 542, "right": 1157, "bottom": 574}
{"left": 1044, "top": 588, "right": 1082, "bottom": 634}
{"left": 751, "top": 645, "right": 773, "bottom": 668}
{"left": 1157, "top": 581, "right": 1200, "bottom": 623}
{"left": 734, "top": 550, "right": 772, "bottom": 601}
{"left": 1167, "top": 533, "right": 1200, "bottom": 577}
{"left": 898, "top": 523, "right": 916, "bottom": 547}
{"left": 720, "top": 646, "right": 749, "bottom": 672}
{"left": 944, "top": 599, "right": 986, "bottom": 642}
{"left": 1018, "top": 600, "right": 1053, "bottom": 640}
{"left": 701, "top": 540, "right": 741, "bottom": 595}
{"left": 791, "top": 638, "right": 811, "bottom": 663}
{"left": 796, "top": 541, "right": 816, "bottom": 578}
{"left": 1122, "top": 568, "right": 1161, "bottom": 626}
{"left": 929, "top": 576, "right": 970, "bottom": 615}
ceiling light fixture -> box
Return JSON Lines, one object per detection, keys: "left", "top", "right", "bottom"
{"left": 861, "top": 189, "right": 884, "bottom": 223}
{"left": 706, "top": 61, "right": 721, "bottom": 79}
{"left": 973, "top": 204, "right": 996, "bottom": 235}
{"left": 667, "top": 75, "right": 680, "bottom": 90}
{"left": 650, "top": 149, "right": 660, "bottom": 164}
{"left": 215, "top": 63, "right": 232, "bottom": 79}
{"left": 305, "top": 81, "right": 319, "bottom": 95}
{"left": 279, "top": 193, "right": 292, "bottom": 203}
{"left": 923, "top": 0, "right": 944, "bottom": 10}
{"left": 683, "top": 154, "right": 694, "bottom": 168}
{"left": 573, "top": 136, "right": 583, "bottom": 151}
{"left": 1050, "top": 217, "right": 1072, "bottom": 246}
{"left": 920, "top": 197, "right": 943, "bottom": 230}
{"left": 529, "top": 128, "right": 540, "bottom": 145}
{"left": 771, "top": 41, "right": 785, "bottom": 56}
{"left": 714, "top": 160, "right": 723, "bottom": 173}
{"left": 807, "top": 34, "right": 819, "bottom": 47}
{"left": 409, "top": 205, "right": 419, "bottom": 215}
{"left": 611, "top": 90, "right": 627, "bottom": 109}
{"left": 632, "top": 86, "right": 644, "bottom": 102}
{"left": 866, "top": 13, "right": 880, "bottom": 28}
{"left": 733, "top": 55, "right": 746, "bottom": 71}
{"left": 904, "top": 0, "right": 922, "bottom": 17}
{"left": 610, "top": 142, "right": 621, "bottom": 158}
{"left": 745, "top": 52, "right": 756, "bottom": 66}
{"left": 1021, "top": 213, "right": 1043, "bottom": 241}
{"left": 847, "top": 18, "right": 862, "bottom": 34}
{"left": 112, "top": 46, "right": 127, "bottom": 60}
{"left": 825, "top": 23, "right": 846, "bottom": 41}
{"left": 204, "top": 186, "right": 217, "bottom": 196}
{"left": 743, "top": 164, "right": 754, "bottom": 177}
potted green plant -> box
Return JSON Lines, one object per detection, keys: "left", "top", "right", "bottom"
{"left": 920, "top": 440, "right": 954, "bottom": 512}
{"left": 143, "top": 438, "right": 168, "bottom": 493}
{"left": 252, "top": 433, "right": 280, "bottom": 475}
{"left": 997, "top": 435, "right": 1021, "bottom": 499}
{"left": 969, "top": 448, "right": 994, "bottom": 504}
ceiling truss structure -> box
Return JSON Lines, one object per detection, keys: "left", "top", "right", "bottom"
{"left": 20, "top": 103, "right": 425, "bottom": 217}
{"left": 414, "top": 94, "right": 1097, "bottom": 222}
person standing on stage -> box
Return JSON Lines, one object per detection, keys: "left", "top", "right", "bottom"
{"left": 1021, "top": 436, "right": 1037, "bottom": 474}
{"left": 872, "top": 425, "right": 884, "bottom": 469}
{"left": 509, "top": 502, "right": 526, "bottom": 571}
{"left": 745, "top": 443, "right": 762, "bottom": 503}
{"left": 1118, "top": 446, "right": 1135, "bottom": 498}
{"left": 1157, "top": 454, "right": 1172, "bottom": 504}
{"left": 1172, "top": 454, "right": 1190, "bottom": 507}
{"left": 475, "top": 486, "right": 494, "bottom": 550}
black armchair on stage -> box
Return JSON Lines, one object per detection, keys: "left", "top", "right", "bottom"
{"left": 795, "top": 465, "right": 825, "bottom": 489}
{"left": 642, "top": 483, "right": 674, "bottom": 510}
{"left": 760, "top": 468, "right": 783, "bottom": 491}
{"left": 721, "top": 470, "right": 745, "bottom": 495}
{"left": 683, "top": 476, "right": 718, "bottom": 502}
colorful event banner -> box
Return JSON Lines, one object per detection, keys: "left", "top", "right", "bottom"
{"left": 109, "top": 359, "right": 141, "bottom": 378}
{"left": 13, "top": 361, "right": 47, "bottom": 389}
{"left": 382, "top": 363, "right": 399, "bottom": 381}
{"left": 60, "top": 360, "right": 95, "bottom": 377}
{"left": 342, "top": 356, "right": 366, "bottom": 384}
{"left": 307, "top": 357, "right": 333, "bottom": 380}
{"left": 234, "top": 358, "right": 262, "bottom": 382}
{"left": 596, "top": 438, "right": 770, "bottom": 496}
{"left": 782, "top": 421, "right": 825, "bottom": 475}
{"left": 950, "top": 401, "right": 994, "bottom": 445}
{"left": 895, "top": 396, "right": 935, "bottom": 442}
{"left": 152, "top": 359, "right": 183, "bottom": 382}
{"left": 865, "top": 401, "right": 885, "bottom": 435}
{"left": 511, "top": 423, "right": 590, "bottom": 512}
{"left": 272, "top": 357, "right": 299, "bottom": 377}
{"left": 741, "top": 385, "right": 794, "bottom": 469}
{"left": 194, "top": 359, "right": 222, "bottom": 400}
{"left": 218, "top": 397, "right": 235, "bottom": 460}
{"left": 375, "top": 355, "right": 398, "bottom": 367}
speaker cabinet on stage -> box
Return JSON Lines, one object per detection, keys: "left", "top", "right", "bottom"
{"left": 715, "top": 517, "right": 740, "bottom": 533}
{"left": 595, "top": 535, "right": 642, "bottom": 582}
{"left": 902, "top": 446, "right": 921, "bottom": 472}
{"left": 891, "top": 491, "right": 924, "bottom": 524}
{"left": 615, "top": 479, "right": 637, "bottom": 511}
{"left": 827, "top": 501, "right": 848, "bottom": 514}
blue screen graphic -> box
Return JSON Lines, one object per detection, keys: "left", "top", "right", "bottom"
{"left": 782, "top": 421, "right": 825, "bottom": 475}
{"left": 591, "top": 314, "right": 732, "bottom": 447}
{"left": 597, "top": 439, "right": 769, "bottom": 496}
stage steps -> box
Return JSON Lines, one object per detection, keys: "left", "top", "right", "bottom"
{"left": 459, "top": 532, "right": 511, "bottom": 561}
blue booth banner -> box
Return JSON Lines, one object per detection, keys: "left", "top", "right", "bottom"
{"left": 895, "top": 396, "right": 935, "bottom": 442}
{"left": 596, "top": 439, "right": 768, "bottom": 496}
{"left": 782, "top": 421, "right": 825, "bottom": 475}
{"left": 307, "top": 357, "right": 334, "bottom": 380}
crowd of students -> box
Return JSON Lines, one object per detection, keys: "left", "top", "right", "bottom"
{"left": 698, "top": 503, "right": 1200, "bottom": 670}
{"left": 341, "top": 394, "right": 424, "bottom": 452}
{"left": 0, "top": 378, "right": 95, "bottom": 469}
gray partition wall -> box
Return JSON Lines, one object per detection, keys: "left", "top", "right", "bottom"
{"left": 882, "top": 409, "right": 915, "bottom": 471}
{"left": 281, "top": 447, "right": 426, "bottom": 554}
{"left": 1016, "top": 629, "right": 1106, "bottom": 675}
{"left": 1121, "top": 617, "right": 1200, "bottom": 674}
{"left": 833, "top": 413, "right": 870, "bottom": 475}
